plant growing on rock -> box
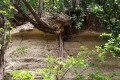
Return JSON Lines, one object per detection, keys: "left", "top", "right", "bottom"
{"left": 16, "top": 47, "right": 28, "bottom": 54}
{"left": 10, "top": 70, "right": 34, "bottom": 80}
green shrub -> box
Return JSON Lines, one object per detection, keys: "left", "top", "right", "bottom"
{"left": 10, "top": 71, "right": 34, "bottom": 80}
{"left": 37, "top": 46, "right": 89, "bottom": 80}
{"left": 97, "top": 33, "right": 120, "bottom": 60}
{"left": 103, "top": 37, "right": 120, "bottom": 57}
{"left": 88, "top": 72, "right": 115, "bottom": 80}
{"left": 37, "top": 46, "right": 115, "bottom": 80}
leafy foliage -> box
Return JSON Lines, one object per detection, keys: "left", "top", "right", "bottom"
{"left": 65, "top": 0, "right": 120, "bottom": 35}
{"left": 36, "top": 46, "right": 89, "bottom": 80}
{"left": 44, "top": 0, "right": 70, "bottom": 13}
{"left": 88, "top": 72, "right": 116, "bottom": 80}
{"left": 1, "top": 0, "right": 120, "bottom": 35}
{"left": 10, "top": 71, "right": 34, "bottom": 80}
{"left": 0, "top": 19, "right": 12, "bottom": 47}
{"left": 36, "top": 46, "right": 115, "bottom": 80}
{"left": 72, "top": 0, "right": 120, "bottom": 57}
{"left": 0, "top": 0, "right": 14, "bottom": 18}
{"left": 97, "top": 34, "right": 120, "bottom": 60}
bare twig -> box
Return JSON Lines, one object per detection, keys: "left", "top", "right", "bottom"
{"left": 60, "top": 68, "right": 70, "bottom": 80}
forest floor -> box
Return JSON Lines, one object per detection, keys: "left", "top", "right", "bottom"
{"left": 5, "top": 23, "right": 120, "bottom": 80}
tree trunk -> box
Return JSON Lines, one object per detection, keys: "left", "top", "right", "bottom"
{"left": 71, "top": 0, "right": 76, "bottom": 9}
{"left": 0, "top": 50, "right": 5, "bottom": 80}
{"left": 71, "top": 0, "right": 80, "bottom": 9}
{"left": 76, "top": 0, "right": 80, "bottom": 6}
{"left": 53, "top": 0, "right": 54, "bottom": 8}
{"left": 38, "top": 0, "right": 43, "bottom": 18}
{"left": 0, "top": 14, "right": 8, "bottom": 80}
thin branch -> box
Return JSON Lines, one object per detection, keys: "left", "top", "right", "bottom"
{"left": 1, "top": 17, "right": 8, "bottom": 51}
{"left": 22, "top": 0, "right": 54, "bottom": 29}
{"left": 20, "top": 0, "right": 55, "bottom": 33}
{"left": 12, "top": 0, "right": 20, "bottom": 5}
{"left": 60, "top": 68, "right": 70, "bottom": 80}
{"left": 13, "top": 1, "right": 37, "bottom": 26}
{"left": 13, "top": 0, "right": 56, "bottom": 34}
{"left": 21, "top": 0, "right": 41, "bottom": 23}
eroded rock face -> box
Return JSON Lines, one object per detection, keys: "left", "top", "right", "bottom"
{"left": 4, "top": 24, "right": 120, "bottom": 79}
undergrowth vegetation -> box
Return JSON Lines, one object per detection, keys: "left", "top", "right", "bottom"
{"left": 10, "top": 47, "right": 116, "bottom": 80}
{"left": 10, "top": 71, "right": 34, "bottom": 80}
{"left": 96, "top": 33, "right": 120, "bottom": 61}
{"left": 15, "top": 47, "right": 28, "bottom": 54}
